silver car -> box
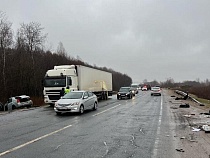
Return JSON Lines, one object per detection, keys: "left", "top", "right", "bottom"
{"left": 4, "top": 95, "right": 33, "bottom": 110}
{"left": 54, "top": 91, "right": 98, "bottom": 115}
{"left": 151, "top": 87, "right": 161, "bottom": 96}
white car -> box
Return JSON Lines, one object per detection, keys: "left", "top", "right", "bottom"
{"left": 4, "top": 95, "right": 33, "bottom": 110}
{"left": 54, "top": 91, "right": 98, "bottom": 115}
{"left": 142, "top": 86, "right": 148, "bottom": 91}
{"left": 151, "top": 87, "right": 161, "bottom": 96}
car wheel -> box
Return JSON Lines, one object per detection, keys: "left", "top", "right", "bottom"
{"left": 79, "top": 105, "right": 84, "bottom": 114}
{"left": 12, "top": 105, "right": 16, "bottom": 110}
{"left": 27, "top": 104, "right": 32, "bottom": 108}
{"left": 92, "top": 102, "right": 97, "bottom": 111}
{"left": 56, "top": 112, "right": 62, "bottom": 115}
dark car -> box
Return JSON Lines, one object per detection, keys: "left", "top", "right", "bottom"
{"left": 117, "top": 87, "right": 133, "bottom": 100}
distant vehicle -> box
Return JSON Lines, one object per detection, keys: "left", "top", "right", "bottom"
{"left": 142, "top": 86, "right": 148, "bottom": 91}
{"left": 130, "top": 84, "right": 139, "bottom": 94}
{"left": 151, "top": 87, "right": 161, "bottom": 96}
{"left": 117, "top": 87, "right": 133, "bottom": 99}
{"left": 4, "top": 95, "right": 33, "bottom": 110}
{"left": 54, "top": 91, "right": 98, "bottom": 115}
{"left": 43, "top": 65, "right": 112, "bottom": 106}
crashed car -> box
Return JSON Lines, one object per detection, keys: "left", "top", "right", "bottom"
{"left": 4, "top": 95, "right": 33, "bottom": 110}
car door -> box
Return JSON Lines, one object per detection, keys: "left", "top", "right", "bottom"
{"left": 87, "top": 92, "right": 95, "bottom": 109}
{"left": 83, "top": 92, "right": 90, "bottom": 110}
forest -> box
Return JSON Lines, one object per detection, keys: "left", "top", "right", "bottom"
{"left": 0, "top": 12, "right": 132, "bottom": 105}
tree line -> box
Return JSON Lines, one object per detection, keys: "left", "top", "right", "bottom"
{"left": 0, "top": 11, "right": 132, "bottom": 104}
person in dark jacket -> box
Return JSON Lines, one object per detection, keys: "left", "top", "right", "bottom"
{"left": 60, "top": 88, "right": 65, "bottom": 97}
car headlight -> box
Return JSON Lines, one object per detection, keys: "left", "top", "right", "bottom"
{"left": 55, "top": 102, "right": 58, "bottom": 107}
{"left": 71, "top": 102, "right": 80, "bottom": 106}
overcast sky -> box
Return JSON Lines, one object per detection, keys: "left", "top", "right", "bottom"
{"left": 1, "top": 0, "right": 210, "bottom": 83}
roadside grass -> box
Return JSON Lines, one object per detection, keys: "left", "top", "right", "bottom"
{"left": 190, "top": 94, "right": 210, "bottom": 108}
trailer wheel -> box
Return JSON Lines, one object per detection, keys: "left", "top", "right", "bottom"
{"left": 79, "top": 105, "right": 84, "bottom": 114}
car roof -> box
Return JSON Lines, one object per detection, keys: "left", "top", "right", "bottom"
{"left": 15, "top": 95, "right": 30, "bottom": 98}
{"left": 120, "top": 87, "right": 130, "bottom": 89}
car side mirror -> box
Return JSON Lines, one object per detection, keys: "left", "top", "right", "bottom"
{"left": 83, "top": 96, "right": 88, "bottom": 99}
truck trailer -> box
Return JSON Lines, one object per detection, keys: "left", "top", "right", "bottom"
{"left": 43, "top": 65, "right": 112, "bottom": 106}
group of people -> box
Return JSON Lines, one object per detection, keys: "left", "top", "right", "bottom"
{"left": 60, "top": 86, "right": 70, "bottom": 97}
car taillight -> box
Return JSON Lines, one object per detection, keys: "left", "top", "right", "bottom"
{"left": 17, "top": 99, "right": 20, "bottom": 103}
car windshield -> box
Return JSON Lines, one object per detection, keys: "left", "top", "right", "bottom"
{"left": 152, "top": 87, "right": 160, "bottom": 90}
{"left": 62, "top": 92, "right": 83, "bottom": 99}
{"left": 44, "top": 77, "right": 66, "bottom": 87}
{"left": 119, "top": 88, "right": 130, "bottom": 92}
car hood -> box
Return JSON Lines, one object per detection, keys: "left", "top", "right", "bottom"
{"left": 118, "top": 92, "right": 129, "bottom": 94}
{"left": 57, "top": 99, "right": 81, "bottom": 105}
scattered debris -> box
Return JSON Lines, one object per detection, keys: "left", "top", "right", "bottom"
{"left": 202, "top": 125, "right": 210, "bottom": 133}
{"left": 180, "top": 136, "right": 186, "bottom": 139}
{"left": 192, "top": 127, "right": 201, "bottom": 132}
{"left": 179, "top": 104, "right": 190, "bottom": 108}
{"left": 176, "top": 149, "right": 185, "bottom": 152}
{"left": 200, "top": 112, "right": 210, "bottom": 115}
{"left": 171, "top": 95, "right": 176, "bottom": 97}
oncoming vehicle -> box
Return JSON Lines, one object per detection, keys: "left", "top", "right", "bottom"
{"left": 117, "top": 87, "right": 133, "bottom": 99}
{"left": 151, "top": 87, "right": 161, "bottom": 96}
{"left": 54, "top": 91, "right": 98, "bottom": 115}
{"left": 130, "top": 84, "right": 139, "bottom": 94}
{"left": 4, "top": 95, "right": 33, "bottom": 110}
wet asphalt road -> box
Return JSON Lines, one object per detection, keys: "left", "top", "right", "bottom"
{"left": 0, "top": 90, "right": 179, "bottom": 158}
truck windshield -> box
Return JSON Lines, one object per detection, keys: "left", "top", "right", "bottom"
{"left": 44, "top": 77, "right": 66, "bottom": 87}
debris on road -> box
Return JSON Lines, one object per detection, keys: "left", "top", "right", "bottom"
{"left": 202, "top": 125, "right": 210, "bottom": 133}
{"left": 176, "top": 149, "right": 185, "bottom": 152}
{"left": 192, "top": 127, "right": 201, "bottom": 132}
{"left": 179, "top": 103, "right": 190, "bottom": 108}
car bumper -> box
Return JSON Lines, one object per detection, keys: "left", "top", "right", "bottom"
{"left": 151, "top": 92, "right": 161, "bottom": 96}
{"left": 54, "top": 106, "right": 80, "bottom": 113}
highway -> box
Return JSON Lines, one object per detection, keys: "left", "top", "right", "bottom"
{"left": 0, "top": 90, "right": 180, "bottom": 158}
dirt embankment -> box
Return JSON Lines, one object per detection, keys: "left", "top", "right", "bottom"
{"left": 166, "top": 89, "right": 210, "bottom": 158}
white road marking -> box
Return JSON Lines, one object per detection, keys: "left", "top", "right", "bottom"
{"left": 0, "top": 124, "right": 72, "bottom": 157}
{"left": 92, "top": 104, "right": 121, "bottom": 116}
{"left": 152, "top": 95, "right": 163, "bottom": 158}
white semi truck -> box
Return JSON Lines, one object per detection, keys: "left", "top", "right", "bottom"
{"left": 43, "top": 65, "right": 112, "bottom": 106}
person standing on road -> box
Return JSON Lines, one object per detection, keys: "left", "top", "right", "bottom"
{"left": 65, "top": 86, "right": 70, "bottom": 94}
{"left": 60, "top": 88, "right": 65, "bottom": 97}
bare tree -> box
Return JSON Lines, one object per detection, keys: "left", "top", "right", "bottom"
{"left": 17, "top": 22, "right": 47, "bottom": 66}
{"left": 16, "top": 22, "right": 47, "bottom": 95}
{"left": 0, "top": 11, "right": 13, "bottom": 91}
{"left": 57, "top": 42, "right": 67, "bottom": 57}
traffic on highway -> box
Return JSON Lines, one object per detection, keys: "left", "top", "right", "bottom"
{"left": 0, "top": 89, "right": 179, "bottom": 158}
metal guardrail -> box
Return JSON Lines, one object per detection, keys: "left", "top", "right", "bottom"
{"left": 174, "top": 90, "right": 205, "bottom": 106}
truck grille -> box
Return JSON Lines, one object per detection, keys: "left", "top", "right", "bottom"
{"left": 48, "top": 95, "right": 61, "bottom": 101}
